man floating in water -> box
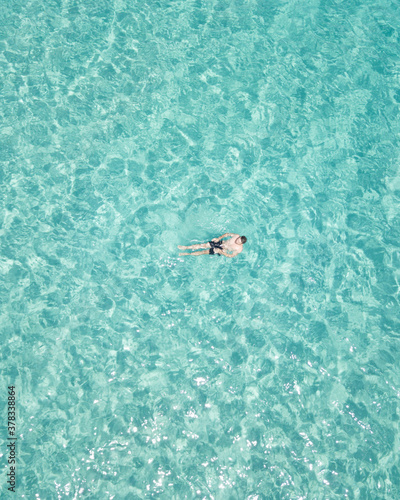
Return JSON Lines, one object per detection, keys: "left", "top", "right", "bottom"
{"left": 178, "top": 233, "right": 247, "bottom": 258}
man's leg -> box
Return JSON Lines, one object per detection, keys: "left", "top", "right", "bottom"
{"left": 179, "top": 250, "right": 210, "bottom": 256}
{"left": 178, "top": 243, "right": 210, "bottom": 250}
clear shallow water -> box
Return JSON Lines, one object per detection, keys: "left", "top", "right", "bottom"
{"left": 1, "top": 0, "right": 400, "bottom": 498}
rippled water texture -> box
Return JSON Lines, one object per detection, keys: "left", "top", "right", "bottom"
{"left": 1, "top": 0, "right": 400, "bottom": 498}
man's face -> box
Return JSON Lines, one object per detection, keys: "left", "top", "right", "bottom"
{"left": 235, "top": 237, "right": 242, "bottom": 245}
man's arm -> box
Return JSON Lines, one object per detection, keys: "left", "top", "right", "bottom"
{"left": 214, "top": 233, "right": 238, "bottom": 241}
{"left": 221, "top": 250, "right": 237, "bottom": 258}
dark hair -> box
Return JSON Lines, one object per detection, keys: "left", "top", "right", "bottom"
{"left": 240, "top": 236, "right": 247, "bottom": 244}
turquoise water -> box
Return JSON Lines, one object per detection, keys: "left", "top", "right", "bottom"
{"left": 1, "top": 0, "right": 400, "bottom": 497}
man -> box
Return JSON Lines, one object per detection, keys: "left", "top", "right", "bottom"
{"left": 178, "top": 233, "right": 247, "bottom": 258}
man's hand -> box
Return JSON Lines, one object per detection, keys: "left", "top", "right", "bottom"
{"left": 221, "top": 251, "right": 236, "bottom": 258}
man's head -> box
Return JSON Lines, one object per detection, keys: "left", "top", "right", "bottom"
{"left": 236, "top": 236, "right": 247, "bottom": 245}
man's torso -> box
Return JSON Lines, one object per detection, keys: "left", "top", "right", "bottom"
{"left": 221, "top": 235, "right": 242, "bottom": 255}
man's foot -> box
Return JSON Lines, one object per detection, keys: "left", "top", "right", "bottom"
{"left": 178, "top": 245, "right": 186, "bottom": 250}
